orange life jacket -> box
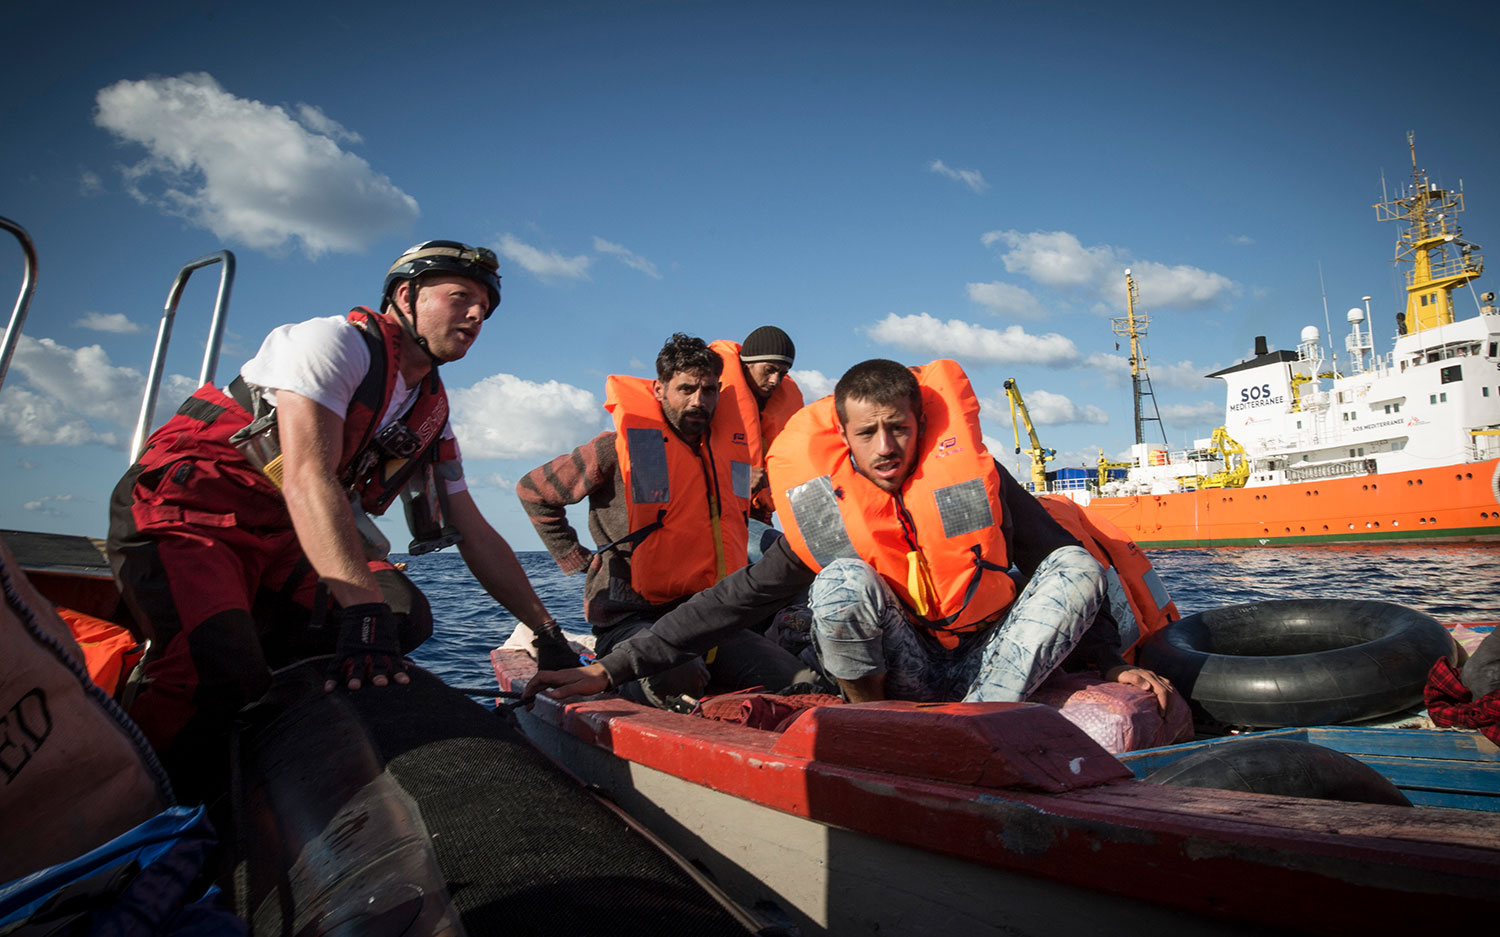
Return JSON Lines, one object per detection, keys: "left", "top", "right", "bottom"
{"left": 768, "top": 359, "right": 1015, "bottom": 648}
{"left": 604, "top": 375, "right": 753, "bottom": 604}
{"left": 56, "top": 606, "right": 143, "bottom": 698}
{"left": 708, "top": 339, "right": 804, "bottom": 467}
{"left": 710, "top": 340, "right": 804, "bottom": 516}
{"left": 1037, "top": 494, "right": 1180, "bottom": 661}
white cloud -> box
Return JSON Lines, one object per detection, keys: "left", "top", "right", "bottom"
{"left": 1022, "top": 388, "right": 1108, "bottom": 425}
{"left": 981, "top": 229, "right": 1237, "bottom": 311}
{"left": 928, "top": 159, "right": 989, "bottom": 194}
{"left": 76, "top": 311, "right": 141, "bottom": 334}
{"left": 867, "top": 313, "right": 1079, "bottom": 367}
{"left": 1085, "top": 351, "right": 1215, "bottom": 391}
{"left": 449, "top": 372, "right": 602, "bottom": 460}
{"left": 497, "top": 234, "right": 592, "bottom": 280}
{"left": 979, "top": 388, "right": 1109, "bottom": 428}
{"left": 470, "top": 471, "right": 516, "bottom": 491}
{"left": 1230, "top": 234, "right": 1255, "bottom": 245}
{"left": 791, "top": 368, "right": 835, "bottom": 400}
{"left": 0, "top": 336, "right": 198, "bottom": 448}
{"left": 983, "top": 229, "right": 1114, "bottom": 289}
{"left": 1160, "top": 400, "right": 1223, "bottom": 428}
{"left": 94, "top": 73, "right": 418, "bottom": 256}
{"left": 79, "top": 170, "right": 103, "bottom": 196}
{"left": 593, "top": 237, "right": 661, "bottom": 279}
{"left": 294, "top": 103, "right": 362, "bottom": 144}
{"left": 966, "top": 281, "right": 1045, "bottom": 319}
{"left": 1125, "top": 259, "right": 1238, "bottom": 308}
{"left": 23, "top": 494, "right": 76, "bottom": 517}
{"left": 1084, "top": 351, "right": 1129, "bottom": 375}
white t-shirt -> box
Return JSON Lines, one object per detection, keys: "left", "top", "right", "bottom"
{"left": 238, "top": 315, "right": 467, "bottom": 494}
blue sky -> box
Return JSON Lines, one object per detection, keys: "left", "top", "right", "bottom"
{"left": 3, "top": 0, "right": 1499, "bottom": 551}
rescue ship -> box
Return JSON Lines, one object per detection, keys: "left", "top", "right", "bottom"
{"left": 1074, "top": 135, "right": 1500, "bottom": 547}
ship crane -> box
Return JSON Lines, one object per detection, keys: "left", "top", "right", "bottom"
{"left": 1003, "top": 378, "right": 1055, "bottom": 492}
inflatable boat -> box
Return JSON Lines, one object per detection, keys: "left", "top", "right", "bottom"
{"left": 0, "top": 527, "right": 770, "bottom": 936}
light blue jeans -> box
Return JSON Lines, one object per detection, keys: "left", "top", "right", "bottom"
{"left": 806, "top": 546, "right": 1103, "bottom": 702}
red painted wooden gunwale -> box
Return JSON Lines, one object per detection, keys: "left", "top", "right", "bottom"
{"left": 492, "top": 645, "right": 1500, "bottom": 932}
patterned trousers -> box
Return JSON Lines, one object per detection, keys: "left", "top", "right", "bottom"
{"left": 806, "top": 545, "right": 1103, "bottom": 702}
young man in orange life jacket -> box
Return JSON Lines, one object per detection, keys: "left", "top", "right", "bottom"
{"left": 525, "top": 358, "right": 1171, "bottom": 708}
{"left": 516, "top": 333, "right": 816, "bottom": 709}
{"left": 107, "top": 241, "right": 567, "bottom": 800}
{"left": 708, "top": 326, "right": 803, "bottom": 532}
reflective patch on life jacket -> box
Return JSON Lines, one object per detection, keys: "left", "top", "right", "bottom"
{"left": 625, "top": 427, "right": 670, "bottom": 503}
{"left": 786, "top": 475, "right": 858, "bottom": 568}
{"left": 1142, "top": 566, "right": 1172, "bottom": 613}
{"left": 1103, "top": 567, "right": 1140, "bottom": 650}
{"left": 730, "top": 460, "right": 751, "bottom": 501}
{"left": 934, "top": 478, "right": 994, "bottom": 539}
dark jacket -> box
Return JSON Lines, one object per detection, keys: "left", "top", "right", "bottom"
{"left": 598, "top": 462, "right": 1128, "bottom": 688}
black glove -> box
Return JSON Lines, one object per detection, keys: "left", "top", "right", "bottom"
{"left": 532, "top": 619, "right": 583, "bottom": 671}
{"left": 330, "top": 602, "right": 407, "bottom": 687}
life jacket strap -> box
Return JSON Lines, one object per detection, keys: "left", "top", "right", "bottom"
{"left": 595, "top": 508, "right": 667, "bottom": 556}
{"left": 921, "top": 544, "right": 1008, "bottom": 634}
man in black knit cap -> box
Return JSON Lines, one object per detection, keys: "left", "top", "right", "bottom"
{"left": 710, "top": 326, "right": 803, "bottom": 526}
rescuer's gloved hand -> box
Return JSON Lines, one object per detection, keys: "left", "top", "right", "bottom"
{"left": 327, "top": 602, "right": 409, "bottom": 691}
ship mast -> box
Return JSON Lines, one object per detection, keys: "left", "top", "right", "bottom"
{"left": 1113, "top": 269, "right": 1167, "bottom": 446}
{"left": 1374, "top": 131, "right": 1485, "bottom": 335}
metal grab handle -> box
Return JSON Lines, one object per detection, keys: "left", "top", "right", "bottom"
{"left": 129, "top": 250, "right": 236, "bottom": 463}
{"left": 0, "top": 216, "right": 38, "bottom": 395}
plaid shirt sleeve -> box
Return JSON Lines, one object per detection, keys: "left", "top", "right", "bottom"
{"left": 516, "top": 431, "right": 616, "bottom": 575}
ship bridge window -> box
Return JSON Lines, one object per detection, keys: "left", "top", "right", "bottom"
{"left": 1441, "top": 364, "right": 1463, "bottom": 384}
{"left": 1489, "top": 341, "right": 1498, "bottom": 357}
{"left": 1430, "top": 392, "right": 1449, "bottom": 404}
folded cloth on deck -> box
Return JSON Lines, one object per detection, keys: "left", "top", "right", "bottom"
{"left": 1425, "top": 657, "right": 1500, "bottom": 745}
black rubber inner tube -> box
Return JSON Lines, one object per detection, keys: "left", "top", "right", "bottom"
{"left": 1143, "top": 737, "right": 1413, "bottom": 806}
{"left": 1138, "top": 599, "right": 1454, "bottom": 728}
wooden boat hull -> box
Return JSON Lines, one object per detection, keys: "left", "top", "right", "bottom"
{"left": 493, "top": 646, "right": 1500, "bottom": 936}
{"left": 1084, "top": 457, "right": 1500, "bottom": 548}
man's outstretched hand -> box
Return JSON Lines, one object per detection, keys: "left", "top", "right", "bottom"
{"left": 523, "top": 662, "right": 610, "bottom": 704}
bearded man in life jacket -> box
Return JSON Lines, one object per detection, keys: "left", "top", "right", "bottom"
{"left": 107, "top": 240, "right": 566, "bottom": 801}
{"left": 516, "top": 333, "right": 817, "bottom": 710}
{"left": 526, "top": 358, "right": 1171, "bottom": 708}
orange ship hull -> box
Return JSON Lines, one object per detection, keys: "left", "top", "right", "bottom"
{"left": 1086, "top": 458, "right": 1500, "bottom": 548}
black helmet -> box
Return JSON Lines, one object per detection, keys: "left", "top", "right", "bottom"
{"left": 383, "top": 240, "right": 501, "bottom": 318}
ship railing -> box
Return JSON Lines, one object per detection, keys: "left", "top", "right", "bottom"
{"left": 0, "top": 216, "right": 38, "bottom": 395}
{"left": 1471, "top": 430, "right": 1500, "bottom": 461}
{"left": 1407, "top": 254, "right": 1484, "bottom": 287}
{"left": 128, "top": 251, "right": 236, "bottom": 463}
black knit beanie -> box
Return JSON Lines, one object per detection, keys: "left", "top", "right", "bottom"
{"left": 740, "top": 325, "right": 795, "bottom": 366}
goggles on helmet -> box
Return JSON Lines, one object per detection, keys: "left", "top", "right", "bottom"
{"left": 383, "top": 240, "right": 502, "bottom": 318}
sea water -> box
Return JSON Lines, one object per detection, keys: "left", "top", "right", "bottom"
{"left": 405, "top": 545, "right": 1500, "bottom": 691}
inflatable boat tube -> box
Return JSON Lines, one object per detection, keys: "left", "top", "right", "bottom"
{"left": 1143, "top": 737, "right": 1412, "bottom": 806}
{"left": 234, "top": 664, "right": 757, "bottom": 936}
{"left": 1137, "top": 599, "right": 1453, "bottom": 728}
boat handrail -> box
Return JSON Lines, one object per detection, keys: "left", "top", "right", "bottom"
{"left": 128, "top": 251, "right": 236, "bottom": 463}
{"left": 0, "top": 216, "right": 39, "bottom": 395}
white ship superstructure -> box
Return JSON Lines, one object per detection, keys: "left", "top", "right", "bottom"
{"left": 1101, "top": 134, "right": 1500, "bottom": 500}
